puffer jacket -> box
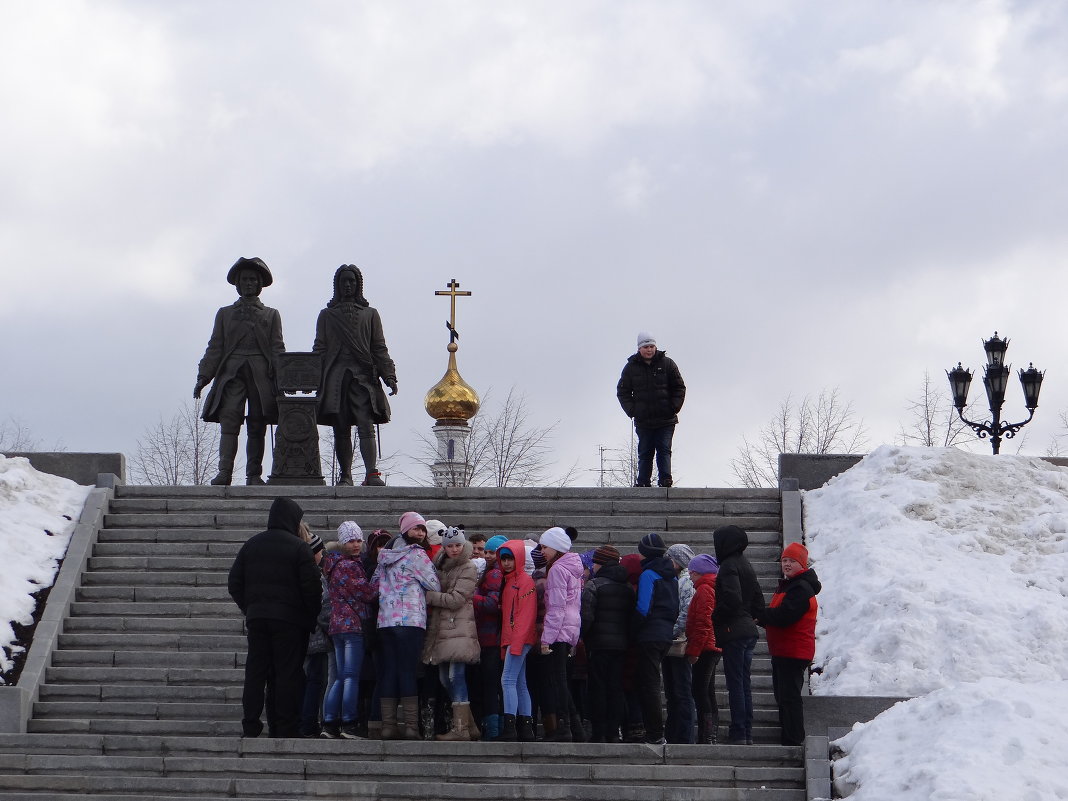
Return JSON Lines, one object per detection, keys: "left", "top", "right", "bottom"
{"left": 712, "top": 525, "right": 765, "bottom": 643}
{"left": 499, "top": 539, "right": 538, "bottom": 657}
{"left": 422, "top": 541, "right": 481, "bottom": 665}
{"left": 541, "top": 550, "right": 584, "bottom": 647}
{"left": 227, "top": 497, "right": 321, "bottom": 631}
{"left": 615, "top": 349, "right": 686, "bottom": 428}
{"left": 373, "top": 543, "right": 441, "bottom": 629}
{"left": 685, "top": 572, "right": 720, "bottom": 659}
{"left": 580, "top": 563, "right": 635, "bottom": 652}
{"left": 761, "top": 568, "right": 821, "bottom": 661}
{"left": 635, "top": 555, "right": 680, "bottom": 643}
{"left": 673, "top": 569, "right": 694, "bottom": 639}
{"left": 322, "top": 551, "right": 375, "bottom": 636}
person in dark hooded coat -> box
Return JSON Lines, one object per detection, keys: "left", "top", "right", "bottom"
{"left": 712, "top": 524, "right": 765, "bottom": 745}
{"left": 228, "top": 497, "right": 322, "bottom": 738}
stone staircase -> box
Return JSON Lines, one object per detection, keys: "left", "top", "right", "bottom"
{"left": 0, "top": 485, "right": 805, "bottom": 800}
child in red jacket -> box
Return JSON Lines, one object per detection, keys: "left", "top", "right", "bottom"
{"left": 756, "top": 542, "right": 821, "bottom": 746}
{"left": 498, "top": 540, "right": 538, "bottom": 741}
{"left": 685, "top": 554, "right": 722, "bottom": 744}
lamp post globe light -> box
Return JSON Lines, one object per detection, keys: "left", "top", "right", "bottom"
{"left": 946, "top": 331, "right": 1045, "bottom": 455}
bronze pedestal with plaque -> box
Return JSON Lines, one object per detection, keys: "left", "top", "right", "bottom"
{"left": 268, "top": 353, "right": 325, "bottom": 486}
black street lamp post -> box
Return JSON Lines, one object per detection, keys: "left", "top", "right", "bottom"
{"left": 946, "top": 332, "right": 1045, "bottom": 455}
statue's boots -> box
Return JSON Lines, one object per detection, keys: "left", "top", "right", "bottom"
{"left": 246, "top": 421, "right": 266, "bottom": 485}
{"left": 362, "top": 471, "right": 386, "bottom": 486}
{"left": 211, "top": 432, "right": 238, "bottom": 486}
{"left": 358, "top": 431, "right": 384, "bottom": 485}
{"left": 333, "top": 426, "right": 355, "bottom": 486}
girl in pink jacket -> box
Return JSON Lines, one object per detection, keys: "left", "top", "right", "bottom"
{"left": 538, "top": 526, "right": 585, "bottom": 742}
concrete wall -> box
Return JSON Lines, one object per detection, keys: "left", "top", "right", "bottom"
{"left": 779, "top": 454, "right": 863, "bottom": 491}
{"left": 2, "top": 452, "right": 125, "bottom": 486}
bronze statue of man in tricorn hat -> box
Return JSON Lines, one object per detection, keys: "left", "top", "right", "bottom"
{"left": 313, "top": 264, "right": 397, "bottom": 486}
{"left": 194, "top": 256, "right": 285, "bottom": 485}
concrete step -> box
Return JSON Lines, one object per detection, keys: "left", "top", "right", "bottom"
{"left": 63, "top": 616, "right": 244, "bottom": 634}
{"left": 101, "top": 512, "right": 785, "bottom": 533}
{"left": 38, "top": 684, "right": 244, "bottom": 703}
{"left": 80, "top": 570, "right": 228, "bottom": 586}
{"left": 88, "top": 541, "right": 790, "bottom": 561}
{"left": 68, "top": 601, "right": 235, "bottom": 617}
{"left": 114, "top": 485, "right": 780, "bottom": 501}
{"left": 56, "top": 633, "right": 247, "bottom": 651}
{"left": 45, "top": 666, "right": 243, "bottom": 685}
{"left": 50, "top": 650, "right": 241, "bottom": 669}
{"left": 0, "top": 751, "right": 804, "bottom": 787}
{"left": 0, "top": 775, "right": 805, "bottom": 800}
{"left": 108, "top": 496, "right": 783, "bottom": 516}
{"left": 75, "top": 586, "right": 232, "bottom": 602}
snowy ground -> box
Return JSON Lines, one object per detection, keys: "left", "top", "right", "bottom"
{"left": 806, "top": 446, "right": 1068, "bottom": 800}
{"left": 0, "top": 455, "right": 90, "bottom": 681}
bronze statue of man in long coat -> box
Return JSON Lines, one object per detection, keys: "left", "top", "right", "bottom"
{"left": 313, "top": 265, "right": 397, "bottom": 486}
{"left": 194, "top": 257, "right": 284, "bottom": 485}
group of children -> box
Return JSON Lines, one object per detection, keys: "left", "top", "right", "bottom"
{"left": 297, "top": 511, "right": 820, "bottom": 747}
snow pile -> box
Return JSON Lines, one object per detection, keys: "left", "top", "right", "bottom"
{"left": 806, "top": 446, "right": 1068, "bottom": 801}
{"left": 806, "top": 445, "right": 1068, "bottom": 697}
{"left": 832, "top": 678, "right": 1068, "bottom": 800}
{"left": 0, "top": 455, "right": 91, "bottom": 680}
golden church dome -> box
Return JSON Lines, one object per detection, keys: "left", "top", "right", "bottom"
{"left": 424, "top": 343, "right": 480, "bottom": 423}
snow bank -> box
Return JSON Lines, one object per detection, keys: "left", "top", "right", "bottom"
{"left": 832, "top": 678, "right": 1068, "bottom": 801}
{"left": 805, "top": 445, "right": 1068, "bottom": 697}
{"left": 0, "top": 455, "right": 91, "bottom": 680}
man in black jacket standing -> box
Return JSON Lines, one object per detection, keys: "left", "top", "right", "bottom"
{"left": 712, "top": 525, "right": 766, "bottom": 745}
{"left": 616, "top": 332, "right": 686, "bottom": 487}
{"left": 228, "top": 497, "right": 322, "bottom": 738}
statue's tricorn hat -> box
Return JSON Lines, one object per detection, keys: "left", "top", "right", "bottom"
{"left": 227, "top": 256, "right": 273, "bottom": 287}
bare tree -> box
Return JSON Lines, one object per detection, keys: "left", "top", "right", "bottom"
{"left": 412, "top": 387, "right": 571, "bottom": 487}
{"left": 1045, "top": 411, "right": 1068, "bottom": 457}
{"left": 731, "top": 388, "right": 868, "bottom": 488}
{"left": 0, "top": 417, "right": 42, "bottom": 452}
{"left": 129, "top": 399, "right": 220, "bottom": 485}
{"left": 897, "top": 370, "right": 975, "bottom": 448}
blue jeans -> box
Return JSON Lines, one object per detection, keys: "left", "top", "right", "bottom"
{"left": 438, "top": 661, "right": 469, "bottom": 704}
{"left": 378, "top": 626, "right": 425, "bottom": 698}
{"left": 501, "top": 645, "right": 532, "bottom": 716}
{"left": 722, "top": 636, "right": 757, "bottom": 742}
{"left": 324, "top": 632, "right": 364, "bottom": 724}
{"left": 635, "top": 424, "right": 675, "bottom": 487}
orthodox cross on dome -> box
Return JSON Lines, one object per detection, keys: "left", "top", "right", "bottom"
{"left": 435, "top": 278, "right": 472, "bottom": 345}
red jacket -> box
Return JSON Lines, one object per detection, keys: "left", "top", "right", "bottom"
{"left": 499, "top": 539, "right": 538, "bottom": 657}
{"left": 685, "top": 572, "right": 721, "bottom": 659}
{"left": 762, "top": 569, "right": 820, "bottom": 661}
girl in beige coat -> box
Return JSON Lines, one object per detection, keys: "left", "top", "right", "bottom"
{"left": 423, "top": 528, "right": 481, "bottom": 740}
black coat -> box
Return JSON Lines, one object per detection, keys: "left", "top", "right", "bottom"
{"left": 228, "top": 497, "right": 322, "bottom": 632}
{"left": 616, "top": 350, "right": 686, "bottom": 429}
{"left": 711, "top": 525, "right": 765, "bottom": 643}
{"left": 580, "top": 564, "right": 636, "bottom": 652}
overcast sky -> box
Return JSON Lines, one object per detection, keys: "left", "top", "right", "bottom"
{"left": 3, "top": 1, "right": 1068, "bottom": 487}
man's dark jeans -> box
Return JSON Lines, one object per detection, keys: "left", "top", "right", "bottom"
{"left": 635, "top": 424, "right": 675, "bottom": 487}
{"left": 662, "top": 653, "right": 695, "bottom": 743}
{"left": 722, "top": 636, "right": 757, "bottom": 743}
{"left": 635, "top": 641, "right": 669, "bottom": 741}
